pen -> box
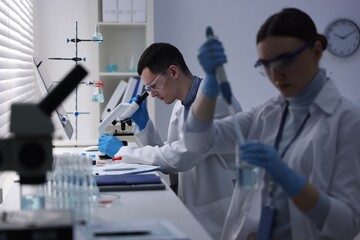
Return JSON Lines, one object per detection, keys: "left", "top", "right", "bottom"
{"left": 94, "top": 230, "right": 150, "bottom": 237}
{"left": 112, "top": 156, "right": 122, "bottom": 161}
{"left": 103, "top": 168, "right": 136, "bottom": 172}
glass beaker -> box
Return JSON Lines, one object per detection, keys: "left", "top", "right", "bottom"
{"left": 92, "top": 24, "right": 103, "bottom": 42}
{"left": 20, "top": 183, "right": 46, "bottom": 210}
{"left": 236, "top": 143, "right": 259, "bottom": 189}
{"left": 238, "top": 164, "right": 259, "bottom": 188}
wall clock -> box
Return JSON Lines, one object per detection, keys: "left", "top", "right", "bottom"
{"left": 324, "top": 19, "right": 360, "bottom": 57}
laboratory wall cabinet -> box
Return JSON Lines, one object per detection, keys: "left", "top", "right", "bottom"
{"left": 95, "top": 0, "right": 155, "bottom": 126}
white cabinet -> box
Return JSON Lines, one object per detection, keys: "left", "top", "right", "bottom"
{"left": 96, "top": 0, "right": 155, "bottom": 125}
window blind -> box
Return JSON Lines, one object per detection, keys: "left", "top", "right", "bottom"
{"left": 0, "top": 0, "right": 35, "bottom": 138}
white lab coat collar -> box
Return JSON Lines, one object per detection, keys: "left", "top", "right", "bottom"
{"left": 312, "top": 78, "right": 341, "bottom": 115}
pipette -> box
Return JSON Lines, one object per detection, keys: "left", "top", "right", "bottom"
{"left": 205, "top": 26, "right": 257, "bottom": 188}
{"left": 206, "top": 27, "right": 233, "bottom": 105}
{"left": 205, "top": 26, "right": 245, "bottom": 143}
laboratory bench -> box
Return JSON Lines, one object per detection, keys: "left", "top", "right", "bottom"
{"left": 0, "top": 146, "right": 213, "bottom": 240}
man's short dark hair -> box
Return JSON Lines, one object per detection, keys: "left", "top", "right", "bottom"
{"left": 137, "top": 42, "right": 192, "bottom": 76}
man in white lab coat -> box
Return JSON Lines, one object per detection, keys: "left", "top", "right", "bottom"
{"left": 98, "top": 42, "right": 242, "bottom": 239}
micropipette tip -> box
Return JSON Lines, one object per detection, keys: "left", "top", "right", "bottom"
{"left": 206, "top": 26, "right": 214, "bottom": 38}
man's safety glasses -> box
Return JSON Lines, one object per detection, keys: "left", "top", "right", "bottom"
{"left": 144, "top": 72, "right": 167, "bottom": 93}
{"left": 254, "top": 42, "right": 312, "bottom": 76}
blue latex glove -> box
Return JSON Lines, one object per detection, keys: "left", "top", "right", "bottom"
{"left": 240, "top": 142, "right": 306, "bottom": 198}
{"left": 98, "top": 134, "right": 124, "bottom": 158}
{"left": 128, "top": 95, "right": 149, "bottom": 131}
{"left": 197, "top": 38, "right": 227, "bottom": 97}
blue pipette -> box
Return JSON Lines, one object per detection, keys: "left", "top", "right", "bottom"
{"left": 205, "top": 26, "right": 257, "bottom": 188}
{"left": 206, "top": 27, "right": 233, "bottom": 105}
{"left": 205, "top": 26, "right": 245, "bottom": 143}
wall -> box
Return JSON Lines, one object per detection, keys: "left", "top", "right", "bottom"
{"left": 35, "top": 1, "right": 360, "bottom": 142}
{"left": 34, "top": 0, "right": 99, "bottom": 144}
{"left": 153, "top": 0, "right": 360, "bottom": 140}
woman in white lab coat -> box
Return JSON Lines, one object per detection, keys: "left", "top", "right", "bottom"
{"left": 98, "top": 43, "right": 242, "bottom": 239}
{"left": 184, "top": 8, "right": 360, "bottom": 240}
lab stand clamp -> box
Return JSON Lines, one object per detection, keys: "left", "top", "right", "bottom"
{"left": 48, "top": 21, "right": 103, "bottom": 142}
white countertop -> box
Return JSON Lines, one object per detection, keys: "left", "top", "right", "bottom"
{"left": 0, "top": 146, "right": 213, "bottom": 240}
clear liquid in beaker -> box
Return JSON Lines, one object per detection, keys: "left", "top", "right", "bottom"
{"left": 238, "top": 165, "right": 259, "bottom": 189}
{"left": 21, "top": 195, "right": 45, "bottom": 210}
{"left": 20, "top": 183, "right": 46, "bottom": 210}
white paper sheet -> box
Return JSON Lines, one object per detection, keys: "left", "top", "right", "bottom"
{"left": 92, "top": 162, "right": 160, "bottom": 176}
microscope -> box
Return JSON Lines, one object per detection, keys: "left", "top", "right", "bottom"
{"left": 97, "top": 91, "right": 149, "bottom": 134}
{"left": 0, "top": 65, "right": 88, "bottom": 240}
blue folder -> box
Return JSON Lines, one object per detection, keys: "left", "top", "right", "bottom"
{"left": 95, "top": 173, "right": 165, "bottom": 192}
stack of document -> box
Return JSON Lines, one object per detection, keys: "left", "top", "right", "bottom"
{"left": 92, "top": 162, "right": 164, "bottom": 191}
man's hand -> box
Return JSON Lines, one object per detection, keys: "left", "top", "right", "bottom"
{"left": 98, "top": 134, "right": 124, "bottom": 158}
{"left": 197, "top": 39, "right": 227, "bottom": 97}
{"left": 128, "top": 96, "right": 149, "bottom": 131}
